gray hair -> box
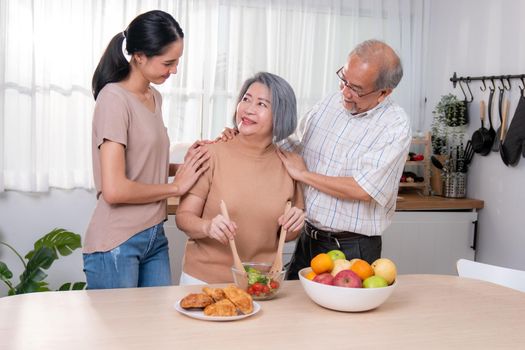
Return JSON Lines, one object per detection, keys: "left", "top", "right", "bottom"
{"left": 234, "top": 72, "right": 297, "bottom": 142}
{"left": 350, "top": 39, "right": 403, "bottom": 90}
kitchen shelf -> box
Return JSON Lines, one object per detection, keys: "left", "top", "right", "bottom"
{"left": 399, "top": 132, "right": 431, "bottom": 196}
{"left": 399, "top": 182, "right": 427, "bottom": 188}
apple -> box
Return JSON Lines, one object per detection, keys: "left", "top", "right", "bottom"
{"left": 327, "top": 249, "right": 346, "bottom": 261}
{"left": 363, "top": 275, "right": 388, "bottom": 288}
{"left": 372, "top": 258, "right": 397, "bottom": 285}
{"left": 330, "top": 259, "right": 352, "bottom": 276}
{"left": 333, "top": 270, "right": 362, "bottom": 288}
{"left": 313, "top": 272, "right": 334, "bottom": 285}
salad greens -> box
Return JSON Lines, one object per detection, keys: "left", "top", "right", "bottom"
{"left": 245, "top": 266, "right": 269, "bottom": 285}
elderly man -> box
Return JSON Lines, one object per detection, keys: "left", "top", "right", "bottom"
{"left": 277, "top": 39, "right": 411, "bottom": 280}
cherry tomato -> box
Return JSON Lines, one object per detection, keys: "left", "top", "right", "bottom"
{"left": 262, "top": 285, "right": 270, "bottom": 294}
{"left": 270, "top": 281, "right": 279, "bottom": 290}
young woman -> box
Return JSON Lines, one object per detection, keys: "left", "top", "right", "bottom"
{"left": 84, "top": 10, "right": 209, "bottom": 289}
{"left": 175, "top": 72, "right": 305, "bottom": 284}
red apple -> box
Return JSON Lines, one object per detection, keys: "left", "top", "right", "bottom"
{"left": 313, "top": 272, "right": 334, "bottom": 285}
{"left": 333, "top": 270, "right": 362, "bottom": 288}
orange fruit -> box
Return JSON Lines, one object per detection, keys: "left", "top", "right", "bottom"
{"left": 305, "top": 271, "right": 317, "bottom": 280}
{"left": 350, "top": 259, "right": 374, "bottom": 281}
{"left": 310, "top": 253, "right": 334, "bottom": 274}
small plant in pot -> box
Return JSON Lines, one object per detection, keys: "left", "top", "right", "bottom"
{"left": 431, "top": 94, "right": 468, "bottom": 156}
{"left": 430, "top": 94, "right": 468, "bottom": 195}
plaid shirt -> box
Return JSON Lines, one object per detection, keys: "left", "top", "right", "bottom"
{"left": 281, "top": 92, "right": 411, "bottom": 236}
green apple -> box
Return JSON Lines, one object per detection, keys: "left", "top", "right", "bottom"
{"left": 363, "top": 275, "right": 388, "bottom": 288}
{"left": 327, "top": 249, "right": 346, "bottom": 261}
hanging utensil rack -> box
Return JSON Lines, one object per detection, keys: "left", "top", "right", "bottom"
{"left": 450, "top": 72, "right": 525, "bottom": 101}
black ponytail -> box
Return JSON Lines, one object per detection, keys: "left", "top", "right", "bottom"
{"left": 91, "top": 33, "right": 129, "bottom": 100}
{"left": 91, "top": 10, "right": 184, "bottom": 100}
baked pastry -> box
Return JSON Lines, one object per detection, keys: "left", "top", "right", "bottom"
{"left": 223, "top": 285, "right": 253, "bottom": 314}
{"left": 180, "top": 293, "right": 214, "bottom": 309}
{"left": 203, "top": 298, "right": 238, "bottom": 317}
{"left": 203, "top": 286, "right": 226, "bottom": 302}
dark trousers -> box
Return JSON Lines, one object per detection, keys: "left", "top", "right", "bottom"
{"left": 285, "top": 226, "right": 382, "bottom": 280}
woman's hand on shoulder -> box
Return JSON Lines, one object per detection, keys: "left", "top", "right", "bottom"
{"left": 172, "top": 144, "right": 210, "bottom": 196}
{"left": 213, "top": 127, "right": 237, "bottom": 143}
{"left": 206, "top": 215, "right": 237, "bottom": 245}
{"left": 279, "top": 206, "right": 305, "bottom": 233}
{"left": 183, "top": 140, "right": 211, "bottom": 162}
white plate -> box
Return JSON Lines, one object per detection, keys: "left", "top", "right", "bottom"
{"left": 174, "top": 300, "right": 261, "bottom": 321}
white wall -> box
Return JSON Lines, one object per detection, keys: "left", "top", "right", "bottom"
{"left": 423, "top": 0, "right": 525, "bottom": 270}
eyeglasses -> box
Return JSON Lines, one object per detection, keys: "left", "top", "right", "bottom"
{"left": 336, "top": 67, "right": 380, "bottom": 98}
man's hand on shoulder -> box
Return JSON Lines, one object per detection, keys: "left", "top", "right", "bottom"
{"left": 276, "top": 148, "right": 307, "bottom": 182}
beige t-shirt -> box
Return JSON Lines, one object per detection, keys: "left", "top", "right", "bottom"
{"left": 181, "top": 137, "right": 304, "bottom": 283}
{"left": 83, "top": 83, "right": 170, "bottom": 253}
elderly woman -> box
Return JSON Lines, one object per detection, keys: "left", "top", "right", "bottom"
{"left": 175, "top": 72, "right": 305, "bottom": 284}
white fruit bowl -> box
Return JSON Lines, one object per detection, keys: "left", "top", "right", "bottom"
{"left": 298, "top": 267, "right": 397, "bottom": 312}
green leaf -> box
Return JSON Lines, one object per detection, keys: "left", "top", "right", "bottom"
{"left": 0, "top": 261, "right": 13, "bottom": 280}
{"left": 72, "top": 282, "right": 86, "bottom": 290}
{"left": 25, "top": 228, "right": 81, "bottom": 260}
{"left": 15, "top": 247, "right": 56, "bottom": 294}
{"left": 58, "top": 281, "right": 86, "bottom": 291}
{"left": 58, "top": 282, "right": 71, "bottom": 291}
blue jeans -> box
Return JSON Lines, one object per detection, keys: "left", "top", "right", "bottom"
{"left": 83, "top": 222, "right": 172, "bottom": 289}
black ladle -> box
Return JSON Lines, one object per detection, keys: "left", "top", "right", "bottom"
{"left": 492, "top": 86, "right": 505, "bottom": 152}
{"left": 500, "top": 100, "right": 510, "bottom": 166}
{"left": 471, "top": 100, "right": 492, "bottom": 155}
{"left": 485, "top": 86, "right": 497, "bottom": 154}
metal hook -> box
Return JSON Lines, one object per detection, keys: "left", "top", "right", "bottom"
{"left": 503, "top": 76, "right": 511, "bottom": 91}
{"left": 465, "top": 77, "right": 474, "bottom": 102}
{"left": 458, "top": 79, "right": 469, "bottom": 101}
{"left": 498, "top": 77, "right": 506, "bottom": 92}
{"left": 489, "top": 78, "right": 496, "bottom": 92}
{"left": 480, "top": 78, "right": 487, "bottom": 91}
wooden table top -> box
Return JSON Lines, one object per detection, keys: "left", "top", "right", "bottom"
{"left": 167, "top": 194, "right": 484, "bottom": 215}
{"left": 0, "top": 275, "right": 522, "bottom": 349}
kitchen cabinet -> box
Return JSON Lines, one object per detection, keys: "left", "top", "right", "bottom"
{"left": 381, "top": 211, "right": 477, "bottom": 275}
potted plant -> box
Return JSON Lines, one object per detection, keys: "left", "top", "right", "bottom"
{"left": 431, "top": 94, "right": 468, "bottom": 156}
{"left": 430, "top": 94, "right": 468, "bottom": 195}
{"left": 0, "top": 228, "right": 86, "bottom": 296}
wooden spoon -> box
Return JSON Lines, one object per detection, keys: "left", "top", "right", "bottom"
{"left": 269, "top": 201, "right": 292, "bottom": 277}
{"left": 219, "top": 200, "right": 246, "bottom": 279}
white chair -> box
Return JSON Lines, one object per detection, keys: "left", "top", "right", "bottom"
{"left": 456, "top": 259, "right": 525, "bottom": 292}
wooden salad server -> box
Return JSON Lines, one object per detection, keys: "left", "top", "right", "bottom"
{"left": 220, "top": 200, "right": 247, "bottom": 279}
{"left": 269, "top": 201, "right": 292, "bottom": 277}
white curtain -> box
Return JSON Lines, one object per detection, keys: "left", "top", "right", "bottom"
{"left": 0, "top": 0, "right": 427, "bottom": 192}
